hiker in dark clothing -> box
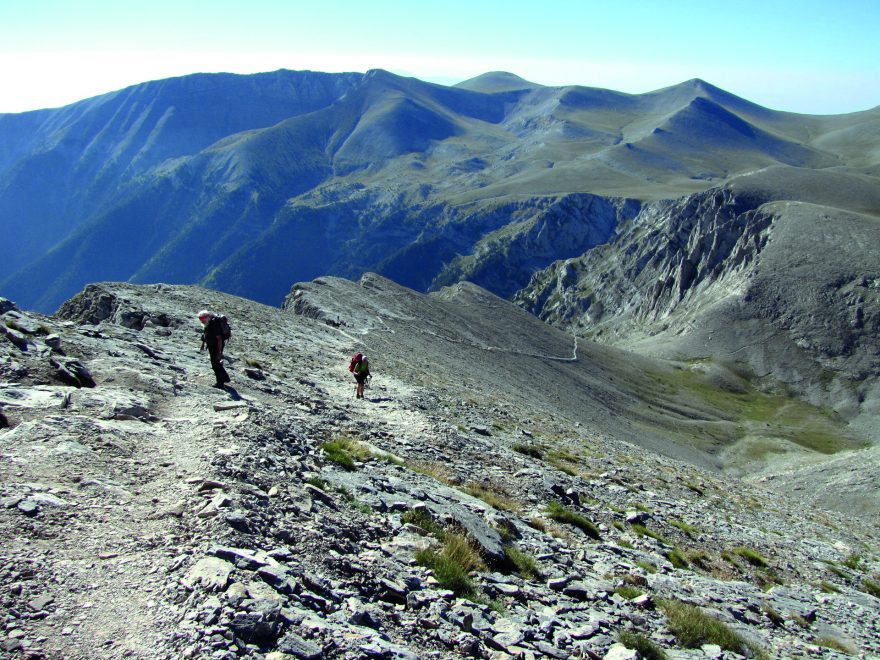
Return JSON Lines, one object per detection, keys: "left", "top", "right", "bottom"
{"left": 352, "top": 354, "right": 371, "bottom": 399}
{"left": 199, "top": 310, "right": 231, "bottom": 389}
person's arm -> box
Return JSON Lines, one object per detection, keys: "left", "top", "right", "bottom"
{"left": 216, "top": 335, "right": 224, "bottom": 356}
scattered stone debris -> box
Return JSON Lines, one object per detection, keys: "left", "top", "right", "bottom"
{"left": 1, "top": 282, "right": 878, "bottom": 659}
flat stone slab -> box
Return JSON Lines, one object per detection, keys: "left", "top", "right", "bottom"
{"left": 183, "top": 557, "right": 233, "bottom": 591}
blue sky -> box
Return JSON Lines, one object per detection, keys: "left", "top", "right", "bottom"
{"left": 1, "top": 0, "right": 878, "bottom": 114}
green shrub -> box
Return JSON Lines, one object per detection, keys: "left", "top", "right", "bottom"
{"left": 661, "top": 600, "right": 758, "bottom": 655}
{"left": 545, "top": 501, "right": 601, "bottom": 540}
{"left": 617, "top": 630, "right": 667, "bottom": 660}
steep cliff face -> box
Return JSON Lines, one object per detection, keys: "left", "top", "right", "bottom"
{"left": 430, "top": 194, "right": 641, "bottom": 298}
{"left": 517, "top": 188, "right": 772, "bottom": 330}
{"left": 516, "top": 185, "right": 880, "bottom": 438}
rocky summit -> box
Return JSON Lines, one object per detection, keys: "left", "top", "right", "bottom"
{"left": 1, "top": 278, "right": 879, "bottom": 659}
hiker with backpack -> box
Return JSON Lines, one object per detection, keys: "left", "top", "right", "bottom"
{"left": 198, "top": 310, "right": 231, "bottom": 389}
{"left": 348, "top": 352, "right": 371, "bottom": 399}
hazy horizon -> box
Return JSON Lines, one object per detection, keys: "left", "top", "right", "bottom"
{"left": 1, "top": 0, "right": 879, "bottom": 115}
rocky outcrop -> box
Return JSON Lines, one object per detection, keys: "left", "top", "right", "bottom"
{"left": 516, "top": 184, "right": 880, "bottom": 439}
{"left": 1, "top": 280, "right": 879, "bottom": 659}
{"left": 429, "top": 194, "right": 641, "bottom": 299}
{"left": 516, "top": 187, "right": 772, "bottom": 331}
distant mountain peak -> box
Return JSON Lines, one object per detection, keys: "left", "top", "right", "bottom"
{"left": 454, "top": 71, "right": 542, "bottom": 93}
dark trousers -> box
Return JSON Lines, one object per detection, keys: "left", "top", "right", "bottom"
{"left": 208, "top": 346, "right": 230, "bottom": 385}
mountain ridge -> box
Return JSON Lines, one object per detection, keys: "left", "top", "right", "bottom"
{"left": 3, "top": 68, "right": 878, "bottom": 315}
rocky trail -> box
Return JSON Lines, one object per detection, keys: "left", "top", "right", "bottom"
{"left": 1, "top": 280, "right": 879, "bottom": 659}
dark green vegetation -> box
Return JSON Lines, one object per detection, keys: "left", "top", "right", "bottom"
{"left": 504, "top": 546, "right": 540, "bottom": 580}
{"left": 661, "top": 600, "right": 763, "bottom": 657}
{"left": 403, "top": 509, "right": 485, "bottom": 598}
{"left": 863, "top": 578, "right": 880, "bottom": 599}
{"left": 617, "top": 631, "right": 667, "bottom": 660}
{"left": 545, "top": 501, "right": 601, "bottom": 539}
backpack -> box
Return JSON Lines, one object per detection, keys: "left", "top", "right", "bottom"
{"left": 348, "top": 352, "right": 362, "bottom": 372}
{"left": 216, "top": 315, "right": 232, "bottom": 343}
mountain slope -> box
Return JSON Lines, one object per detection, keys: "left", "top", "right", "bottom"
{"left": 2, "top": 279, "right": 879, "bottom": 658}
{"left": 516, "top": 169, "right": 880, "bottom": 446}
{"left": 0, "top": 70, "right": 363, "bottom": 276}
{"left": 3, "top": 70, "right": 878, "bottom": 314}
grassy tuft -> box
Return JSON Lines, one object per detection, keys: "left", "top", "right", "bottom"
{"left": 761, "top": 604, "right": 785, "bottom": 627}
{"left": 814, "top": 636, "right": 857, "bottom": 655}
{"left": 842, "top": 553, "right": 863, "bottom": 571}
{"left": 306, "top": 476, "right": 329, "bottom": 490}
{"left": 669, "top": 519, "right": 698, "bottom": 536}
{"left": 631, "top": 524, "right": 669, "bottom": 544}
{"left": 615, "top": 585, "right": 645, "bottom": 600}
{"left": 401, "top": 508, "right": 440, "bottom": 533}
{"left": 661, "top": 600, "right": 759, "bottom": 656}
{"left": 685, "top": 549, "right": 711, "bottom": 569}
{"left": 407, "top": 460, "right": 455, "bottom": 485}
{"left": 667, "top": 548, "right": 689, "bottom": 569}
{"left": 505, "top": 546, "right": 540, "bottom": 580}
{"left": 512, "top": 443, "right": 543, "bottom": 459}
{"left": 862, "top": 578, "right": 880, "bottom": 598}
{"left": 545, "top": 501, "right": 601, "bottom": 540}
{"left": 414, "top": 526, "right": 485, "bottom": 598}
{"left": 617, "top": 630, "right": 667, "bottom": 660}
{"left": 732, "top": 546, "right": 768, "bottom": 568}
{"left": 816, "top": 580, "right": 840, "bottom": 594}
{"left": 636, "top": 560, "right": 658, "bottom": 574}
{"left": 464, "top": 482, "right": 518, "bottom": 512}
{"left": 823, "top": 561, "right": 848, "bottom": 579}
{"left": 321, "top": 436, "right": 372, "bottom": 471}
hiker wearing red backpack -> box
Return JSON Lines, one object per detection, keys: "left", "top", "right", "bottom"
{"left": 199, "top": 310, "right": 232, "bottom": 389}
{"left": 348, "top": 352, "right": 371, "bottom": 399}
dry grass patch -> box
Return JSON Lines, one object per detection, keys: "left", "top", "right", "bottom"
{"left": 464, "top": 482, "right": 520, "bottom": 512}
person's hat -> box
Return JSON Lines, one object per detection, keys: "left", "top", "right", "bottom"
{"left": 198, "top": 309, "right": 213, "bottom": 320}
